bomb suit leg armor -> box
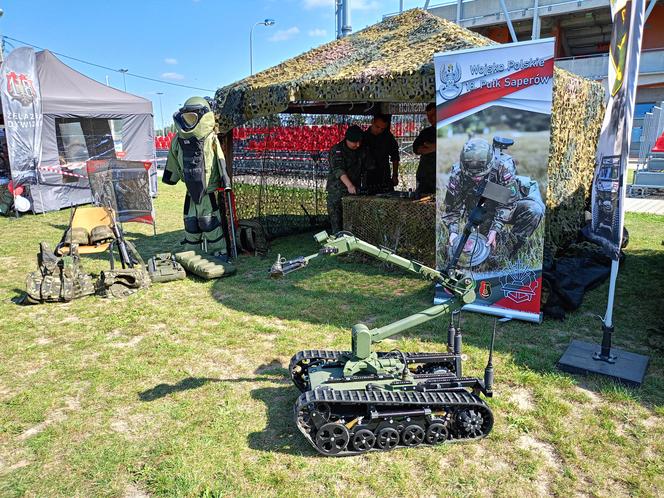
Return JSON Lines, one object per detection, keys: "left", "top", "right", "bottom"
{"left": 163, "top": 96, "right": 231, "bottom": 255}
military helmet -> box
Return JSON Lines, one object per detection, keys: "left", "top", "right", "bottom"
{"left": 460, "top": 138, "right": 493, "bottom": 176}
{"left": 173, "top": 96, "right": 212, "bottom": 132}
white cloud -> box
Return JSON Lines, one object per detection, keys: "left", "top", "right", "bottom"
{"left": 268, "top": 26, "right": 300, "bottom": 42}
{"left": 302, "top": 0, "right": 379, "bottom": 10}
{"left": 308, "top": 28, "right": 328, "bottom": 37}
{"left": 164, "top": 58, "right": 178, "bottom": 65}
{"left": 161, "top": 72, "right": 185, "bottom": 80}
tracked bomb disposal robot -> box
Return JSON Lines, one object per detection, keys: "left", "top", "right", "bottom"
{"left": 270, "top": 181, "right": 511, "bottom": 456}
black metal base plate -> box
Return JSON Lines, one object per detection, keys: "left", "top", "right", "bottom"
{"left": 557, "top": 340, "right": 649, "bottom": 387}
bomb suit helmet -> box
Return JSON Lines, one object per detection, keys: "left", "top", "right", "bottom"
{"left": 173, "top": 96, "right": 212, "bottom": 134}
{"left": 460, "top": 138, "right": 493, "bottom": 177}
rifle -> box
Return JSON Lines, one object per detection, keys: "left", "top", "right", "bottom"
{"left": 224, "top": 187, "right": 238, "bottom": 259}
{"left": 105, "top": 205, "right": 140, "bottom": 269}
{"left": 213, "top": 135, "right": 238, "bottom": 260}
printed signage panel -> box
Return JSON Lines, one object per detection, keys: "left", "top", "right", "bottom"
{"left": 0, "top": 47, "right": 43, "bottom": 187}
{"left": 587, "top": 0, "right": 645, "bottom": 260}
{"left": 434, "top": 39, "right": 555, "bottom": 323}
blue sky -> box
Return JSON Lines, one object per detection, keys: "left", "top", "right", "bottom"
{"left": 2, "top": 0, "right": 431, "bottom": 131}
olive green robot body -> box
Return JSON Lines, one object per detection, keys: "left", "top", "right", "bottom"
{"left": 163, "top": 97, "right": 231, "bottom": 254}
{"left": 275, "top": 231, "right": 496, "bottom": 456}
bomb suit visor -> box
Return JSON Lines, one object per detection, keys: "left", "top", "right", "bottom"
{"left": 173, "top": 104, "right": 209, "bottom": 132}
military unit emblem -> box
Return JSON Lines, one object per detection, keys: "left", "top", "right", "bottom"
{"left": 438, "top": 63, "right": 462, "bottom": 101}
{"left": 5, "top": 71, "right": 37, "bottom": 106}
{"left": 499, "top": 260, "right": 539, "bottom": 304}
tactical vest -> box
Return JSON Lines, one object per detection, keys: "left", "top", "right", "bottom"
{"left": 178, "top": 135, "right": 207, "bottom": 204}
{"left": 23, "top": 242, "right": 96, "bottom": 304}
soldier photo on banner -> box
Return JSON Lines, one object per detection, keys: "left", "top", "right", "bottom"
{"left": 434, "top": 39, "right": 554, "bottom": 322}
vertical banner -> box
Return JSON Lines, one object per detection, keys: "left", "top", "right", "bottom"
{"left": 588, "top": 0, "right": 645, "bottom": 260}
{"left": 434, "top": 39, "right": 554, "bottom": 323}
{"left": 0, "top": 47, "right": 43, "bottom": 186}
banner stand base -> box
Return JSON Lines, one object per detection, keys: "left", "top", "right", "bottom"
{"left": 557, "top": 339, "right": 649, "bottom": 387}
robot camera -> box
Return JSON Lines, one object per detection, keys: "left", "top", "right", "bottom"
{"left": 493, "top": 137, "right": 514, "bottom": 150}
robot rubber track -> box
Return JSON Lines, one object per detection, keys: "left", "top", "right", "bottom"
{"left": 290, "top": 349, "right": 493, "bottom": 455}
{"left": 294, "top": 387, "right": 494, "bottom": 456}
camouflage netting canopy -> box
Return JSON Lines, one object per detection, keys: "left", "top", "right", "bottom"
{"left": 214, "top": 9, "right": 491, "bottom": 132}
{"left": 215, "top": 8, "right": 606, "bottom": 256}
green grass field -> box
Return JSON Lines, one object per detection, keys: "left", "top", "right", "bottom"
{"left": 1, "top": 183, "right": 663, "bottom": 497}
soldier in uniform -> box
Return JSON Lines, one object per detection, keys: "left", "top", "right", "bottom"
{"left": 362, "top": 114, "right": 400, "bottom": 194}
{"left": 163, "top": 96, "right": 231, "bottom": 256}
{"left": 326, "top": 125, "right": 367, "bottom": 234}
{"left": 442, "top": 137, "right": 544, "bottom": 255}
{"left": 413, "top": 103, "right": 437, "bottom": 195}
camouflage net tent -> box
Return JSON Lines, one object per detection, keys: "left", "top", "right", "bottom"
{"left": 214, "top": 8, "right": 605, "bottom": 255}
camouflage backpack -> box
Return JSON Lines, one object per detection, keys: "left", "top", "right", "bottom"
{"left": 97, "top": 268, "right": 151, "bottom": 298}
{"left": 238, "top": 220, "right": 269, "bottom": 257}
{"left": 23, "top": 242, "right": 96, "bottom": 304}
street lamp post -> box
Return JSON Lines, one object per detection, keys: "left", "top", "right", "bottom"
{"left": 0, "top": 9, "right": 5, "bottom": 65}
{"left": 156, "top": 92, "right": 165, "bottom": 134}
{"left": 250, "top": 19, "right": 275, "bottom": 76}
{"left": 119, "top": 68, "right": 128, "bottom": 91}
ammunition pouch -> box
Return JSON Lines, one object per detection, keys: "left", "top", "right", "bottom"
{"left": 63, "top": 227, "right": 90, "bottom": 245}
{"left": 61, "top": 225, "right": 115, "bottom": 247}
{"left": 146, "top": 253, "right": 186, "bottom": 283}
{"left": 23, "top": 242, "right": 96, "bottom": 304}
{"left": 98, "top": 268, "right": 151, "bottom": 298}
{"left": 238, "top": 220, "right": 269, "bottom": 257}
{"left": 89, "top": 225, "right": 115, "bottom": 245}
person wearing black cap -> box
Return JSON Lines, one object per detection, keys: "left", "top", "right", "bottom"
{"left": 326, "top": 124, "right": 367, "bottom": 234}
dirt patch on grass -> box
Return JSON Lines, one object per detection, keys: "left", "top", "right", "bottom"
{"left": 0, "top": 384, "right": 16, "bottom": 401}
{"left": 574, "top": 384, "right": 602, "bottom": 406}
{"left": 642, "top": 416, "right": 663, "bottom": 429}
{"left": 123, "top": 482, "right": 151, "bottom": 498}
{"left": 111, "top": 335, "right": 144, "bottom": 348}
{"left": 17, "top": 411, "right": 67, "bottom": 440}
{"left": 0, "top": 458, "right": 31, "bottom": 476}
{"left": 518, "top": 434, "right": 563, "bottom": 495}
{"left": 106, "top": 329, "right": 123, "bottom": 340}
{"left": 34, "top": 337, "right": 52, "bottom": 345}
{"left": 509, "top": 387, "right": 534, "bottom": 411}
{"left": 16, "top": 395, "right": 81, "bottom": 440}
{"left": 110, "top": 407, "right": 158, "bottom": 442}
{"left": 518, "top": 435, "right": 562, "bottom": 469}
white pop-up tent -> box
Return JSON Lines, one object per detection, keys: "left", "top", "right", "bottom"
{"left": 1, "top": 48, "right": 157, "bottom": 213}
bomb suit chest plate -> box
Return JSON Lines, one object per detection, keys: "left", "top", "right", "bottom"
{"left": 178, "top": 135, "right": 207, "bottom": 204}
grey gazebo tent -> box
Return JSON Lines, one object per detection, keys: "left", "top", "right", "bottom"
{"left": 23, "top": 50, "right": 156, "bottom": 213}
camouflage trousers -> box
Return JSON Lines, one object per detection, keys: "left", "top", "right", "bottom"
{"left": 327, "top": 193, "right": 344, "bottom": 235}
{"left": 480, "top": 196, "right": 544, "bottom": 250}
{"left": 183, "top": 192, "right": 227, "bottom": 254}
